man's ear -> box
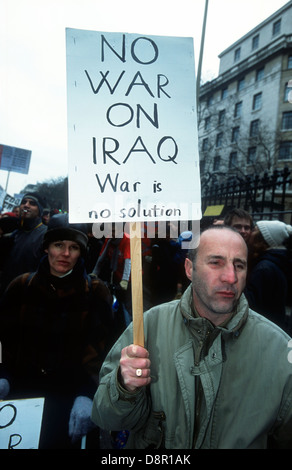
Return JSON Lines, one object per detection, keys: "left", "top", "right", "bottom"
{"left": 184, "top": 257, "right": 193, "bottom": 281}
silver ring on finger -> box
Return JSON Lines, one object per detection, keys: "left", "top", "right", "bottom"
{"left": 136, "top": 368, "right": 142, "bottom": 377}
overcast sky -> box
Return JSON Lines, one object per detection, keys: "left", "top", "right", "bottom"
{"left": 0, "top": 0, "right": 288, "bottom": 197}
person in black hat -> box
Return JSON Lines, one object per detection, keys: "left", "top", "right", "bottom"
{"left": 244, "top": 220, "right": 292, "bottom": 333}
{"left": 0, "top": 192, "right": 47, "bottom": 295}
{"left": 43, "top": 212, "right": 89, "bottom": 257}
{"left": 0, "top": 213, "right": 114, "bottom": 449}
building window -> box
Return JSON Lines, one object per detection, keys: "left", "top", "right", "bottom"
{"left": 234, "top": 101, "right": 242, "bottom": 118}
{"left": 279, "top": 142, "right": 292, "bottom": 160}
{"left": 252, "top": 34, "right": 259, "bottom": 50}
{"left": 207, "top": 95, "right": 213, "bottom": 106}
{"left": 216, "top": 132, "right": 223, "bottom": 148}
{"left": 200, "top": 159, "right": 205, "bottom": 173}
{"left": 218, "top": 109, "right": 225, "bottom": 126}
{"left": 237, "top": 77, "right": 245, "bottom": 92}
{"left": 234, "top": 47, "right": 241, "bottom": 62}
{"left": 250, "top": 119, "right": 259, "bottom": 137}
{"left": 288, "top": 56, "right": 292, "bottom": 69}
{"left": 282, "top": 112, "right": 292, "bottom": 130}
{"left": 202, "top": 138, "right": 208, "bottom": 152}
{"left": 221, "top": 87, "right": 228, "bottom": 100}
{"left": 284, "top": 82, "right": 292, "bottom": 102}
{"left": 272, "top": 19, "right": 281, "bottom": 36}
{"left": 213, "top": 156, "right": 220, "bottom": 171}
{"left": 256, "top": 67, "right": 264, "bottom": 81}
{"left": 204, "top": 116, "right": 211, "bottom": 130}
{"left": 252, "top": 92, "right": 262, "bottom": 111}
{"left": 229, "top": 152, "right": 238, "bottom": 169}
{"left": 247, "top": 147, "right": 257, "bottom": 164}
{"left": 232, "top": 126, "right": 240, "bottom": 143}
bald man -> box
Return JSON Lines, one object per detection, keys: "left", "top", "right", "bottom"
{"left": 92, "top": 225, "right": 292, "bottom": 449}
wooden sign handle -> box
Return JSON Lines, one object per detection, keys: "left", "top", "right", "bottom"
{"left": 129, "top": 221, "right": 144, "bottom": 347}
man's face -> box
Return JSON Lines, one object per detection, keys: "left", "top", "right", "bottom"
{"left": 230, "top": 216, "right": 252, "bottom": 242}
{"left": 20, "top": 198, "right": 40, "bottom": 219}
{"left": 185, "top": 228, "right": 247, "bottom": 325}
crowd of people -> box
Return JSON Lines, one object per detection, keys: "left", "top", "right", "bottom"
{"left": 0, "top": 193, "right": 292, "bottom": 449}
{"left": 223, "top": 208, "right": 292, "bottom": 334}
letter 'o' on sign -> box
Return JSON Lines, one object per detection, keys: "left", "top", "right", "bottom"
{"left": 131, "top": 37, "right": 159, "bottom": 64}
{"left": 107, "top": 103, "right": 134, "bottom": 127}
{"left": 0, "top": 404, "right": 17, "bottom": 429}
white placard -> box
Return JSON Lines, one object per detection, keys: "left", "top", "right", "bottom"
{"left": 0, "top": 398, "right": 44, "bottom": 449}
{"left": 66, "top": 29, "right": 201, "bottom": 223}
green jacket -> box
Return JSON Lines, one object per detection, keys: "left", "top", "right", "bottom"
{"left": 92, "top": 285, "right": 292, "bottom": 449}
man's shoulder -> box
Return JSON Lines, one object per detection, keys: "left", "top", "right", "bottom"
{"left": 16, "top": 222, "right": 47, "bottom": 237}
{"left": 144, "top": 298, "right": 184, "bottom": 330}
{"left": 33, "top": 222, "right": 47, "bottom": 234}
{"left": 145, "top": 286, "right": 192, "bottom": 319}
{"left": 246, "top": 308, "right": 291, "bottom": 342}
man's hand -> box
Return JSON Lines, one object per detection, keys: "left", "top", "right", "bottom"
{"left": 119, "top": 344, "right": 151, "bottom": 392}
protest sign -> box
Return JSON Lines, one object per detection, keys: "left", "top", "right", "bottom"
{"left": 0, "top": 397, "right": 44, "bottom": 449}
{"left": 0, "top": 144, "right": 31, "bottom": 175}
{"left": 66, "top": 29, "right": 201, "bottom": 224}
{"left": 66, "top": 29, "right": 201, "bottom": 345}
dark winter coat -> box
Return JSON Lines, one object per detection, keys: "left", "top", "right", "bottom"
{"left": 244, "top": 248, "right": 292, "bottom": 332}
{"left": 0, "top": 255, "right": 114, "bottom": 448}
{"left": 0, "top": 217, "right": 47, "bottom": 294}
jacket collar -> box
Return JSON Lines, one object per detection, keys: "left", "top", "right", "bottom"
{"left": 35, "top": 255, "right": 87, "bottom": 293}
{"left": 20, "top": 216, "right": 43, "bottom": 231}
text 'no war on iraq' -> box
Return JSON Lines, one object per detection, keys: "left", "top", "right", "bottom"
{"left": 85, "top": 34, "right": 180, "bottom": 194}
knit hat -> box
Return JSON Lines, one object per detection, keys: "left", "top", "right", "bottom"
{"left": 256, "top": 220, "right": 292, "bottom": 248}
{"left": 21, "top": 192, "right": 45, "bottom": 217}
{"left": 43, "top": 213, "right": 88, "bottom": 256}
